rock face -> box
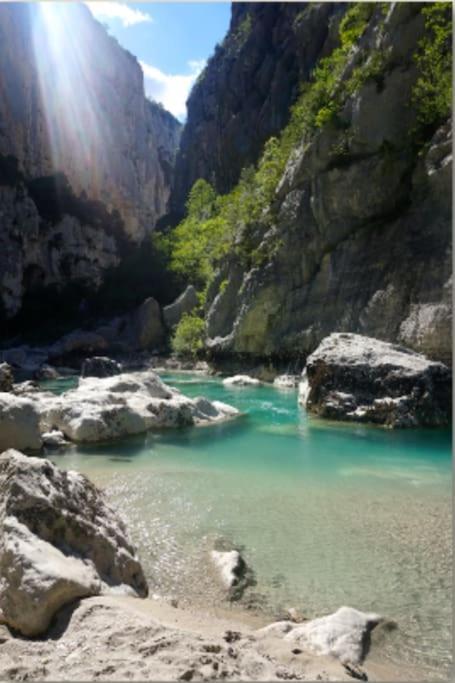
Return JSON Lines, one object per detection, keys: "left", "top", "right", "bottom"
{"left": 170, "top": 2, "right": 343, "bottom": 214}
{"left": 300, "top": 333, "right": 451, "bottom": 428}
{"left": 81, "top": 357, "right": 122, "bottom": 379}
{"left": 130, "top": 297, "right": 165, "bottom": 351}
{"left": 202, "top": 4, "right": 451, "bottom": 365}
{"left": 0, "top": 449, "right": 148, "bottom": 636}
{"left": 163, "top": 285, "right": 199, "bottom": 329}
{"left": 0, "top": 3, "right": 181, "bottom": 320}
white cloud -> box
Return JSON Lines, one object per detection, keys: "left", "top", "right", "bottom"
{"left": 140, "top": 59, "right": 205, "bottom": 121}
{"left": 86, "top": 2, "right": 152, "bottom": 27}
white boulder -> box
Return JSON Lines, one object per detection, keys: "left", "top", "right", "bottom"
{"left": 223, "top": 375, "right": 261, "bottom": 387}
{"left": 0, "top": 449, "right": 148, "bottom": 636}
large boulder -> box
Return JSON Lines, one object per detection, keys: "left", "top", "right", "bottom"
{"left": 0, "top": 449, "right": 148, "bottom": 637}
{"left": 163, "top": 285, "right": 199, "bottom": 329}
{"left": 39, "top": 371, "right": 240, "bottom": 443}
{"left": 130, "top": 297, "right": 165, "bottom": 350}
{"left": 300, "top": 333, "right": 451, "bottom": 428}
{"left": 81, "top": 356, "right": 122, "bottom": 378}
{"left": 0, "top": 394, "right": 42, "bottom": 451}
{"left": 0, "top": 364, "right": 13, "bottom": 392}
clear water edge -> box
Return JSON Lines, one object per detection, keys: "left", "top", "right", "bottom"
{"left": 42, "top": 373, "right": 452, "bottom": 680}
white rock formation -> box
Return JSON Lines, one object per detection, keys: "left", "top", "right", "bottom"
{"left": 223, "top": 375, "right": 261, "bottom": 387}
{"left": 257, "top": 606, "right": 383, "bottom": 665}
{"left": 0, "top": 371, "right": 240, "bottom": 448}
{"left": 0, "top": 449, "right": 148, "bottom": 636}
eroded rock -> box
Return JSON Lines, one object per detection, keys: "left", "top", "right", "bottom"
{"left": 163, "top": 285, "right": 199, "bottom": 329}
{"left": 0, "top": 449, "right": 148, "bottom": 636}
{"left": 300, "top": 333, "right": 451, "bottom": 428}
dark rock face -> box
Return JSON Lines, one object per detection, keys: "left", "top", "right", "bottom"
{"left": 204, "top": 4, "right": 452, "bottom": 365}
{"left": 0, "top": 449, "right": 148, "bottom": 636}
{"left": 81, "top": 356, "right": 122, "bottom": 379}
{"left": 299, "top": 333, "right": 451, "bottom": 428}
{"left": 0, "top": 3, "right": 181, "bottom": 322}
{"left": 170, "top": 2, "right": 343, "bottom": 215}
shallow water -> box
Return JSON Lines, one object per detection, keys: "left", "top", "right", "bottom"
{"left": 46, "top": 373, "right": 452, "bottom": 679}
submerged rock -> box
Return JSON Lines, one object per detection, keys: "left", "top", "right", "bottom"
{"left": 211, "top": 548, "right": 255, "bottom": 601}
{"left": 0, "top": 449, "right": 148, "bottom": 637}
{"left": 81, "top": 356, "right": 122, "bottom": 378}
{"left": 163, "top": 285, "right": 199, "bottom": 329}
{"left": 300, "top": 333, "right": 451, "bottom": 428}
{"left": 223, "top": 375, "right": 261, "bottom": 387}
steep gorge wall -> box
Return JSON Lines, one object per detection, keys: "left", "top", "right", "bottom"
{"left": 174, "top": 3, "right": 452, "bottom": 365}
{"left": 170, "top": 2, "right": 344, "bottom": 215}
{"left": 0, "top": 3, "right": 181, "bottom": 322}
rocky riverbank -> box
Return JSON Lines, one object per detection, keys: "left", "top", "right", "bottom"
{"left": 0, "top": 452, "right": 410, "bottom": 682}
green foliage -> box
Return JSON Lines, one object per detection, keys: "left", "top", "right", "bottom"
{"left": 171, "top": 313, "right": 205, "bottom": 357}
{"left": 412, "top": 2, "right": 452, "bottom": 130}
{"left": 164, "top": 3, "right": 384, "bottom": 300}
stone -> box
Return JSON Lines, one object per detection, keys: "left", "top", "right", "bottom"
{"left": 0, "top": 394, "right": 42, "bottom": 451}
{"left": 81, "top": 356, "right": 122, "bottom": 378}
{"left": 223, "top": 375, "right": 261, "bottom": 387}
{"left": 163, "top": 285, "right": 199, "bottom": 329}
{"left": 41, "top": 430, "right": 70, "bottom": 450}
{"left": 211, "top": 549, "right": 254, "bottom": 601}
{"left": 273, "top": 375, "right": 299, "bottom": 389}
{"left": 130, "top": 298, "right": 165, "bottom": 350}
{"left": 0, "top": 364, "right": 13, "bottom": 392}
{"left": 300, "top": 333, "right": 451, "bottom": 428}
{"left": 37, "top": 371, "right": 240, "bottom": 444}
{"left": 0, "top": 449, "right": 148, "bottom": 636}
{"left": 283, "top": 606, "right": 383, "bottom": 665}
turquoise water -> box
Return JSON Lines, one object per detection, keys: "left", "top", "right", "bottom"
{"left": 46, "top": 373, "right": 452, "bottom": 679}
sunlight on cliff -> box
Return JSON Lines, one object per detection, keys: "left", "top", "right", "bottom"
{"left": 32, "top": 3, "right": 110, "bottom": 191}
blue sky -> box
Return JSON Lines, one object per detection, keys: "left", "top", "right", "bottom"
{"left": 85, "top": 2, "right": 231, "bottom": 120}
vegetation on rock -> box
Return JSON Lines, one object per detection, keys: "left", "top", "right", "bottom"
{"left": 171, "top": 312, "right": 205, "bottom": 357}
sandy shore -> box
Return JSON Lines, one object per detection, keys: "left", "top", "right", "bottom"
{"left": 0, "top": 594, "right": 422, "bottom": 681}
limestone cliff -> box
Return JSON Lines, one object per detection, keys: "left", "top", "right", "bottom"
{"left": 196, "top": 3, "right": 452, "bottom": 365}
{"left": 170, "top": 2, "right": 344, "bottom": 215}
{"left": 0, "top": 3, "right": 181, "bottom": 321}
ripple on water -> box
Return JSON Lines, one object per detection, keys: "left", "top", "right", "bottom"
{"left": 48, "top": 372, "right": 452, "bottom": 680}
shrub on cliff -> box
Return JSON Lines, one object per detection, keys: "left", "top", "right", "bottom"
{"left": 171, "top": 313, "right": 205, "bottom": 357}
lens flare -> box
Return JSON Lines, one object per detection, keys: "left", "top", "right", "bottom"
{"left": 32, "top": 3, "right": 113, "bottom": 200}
